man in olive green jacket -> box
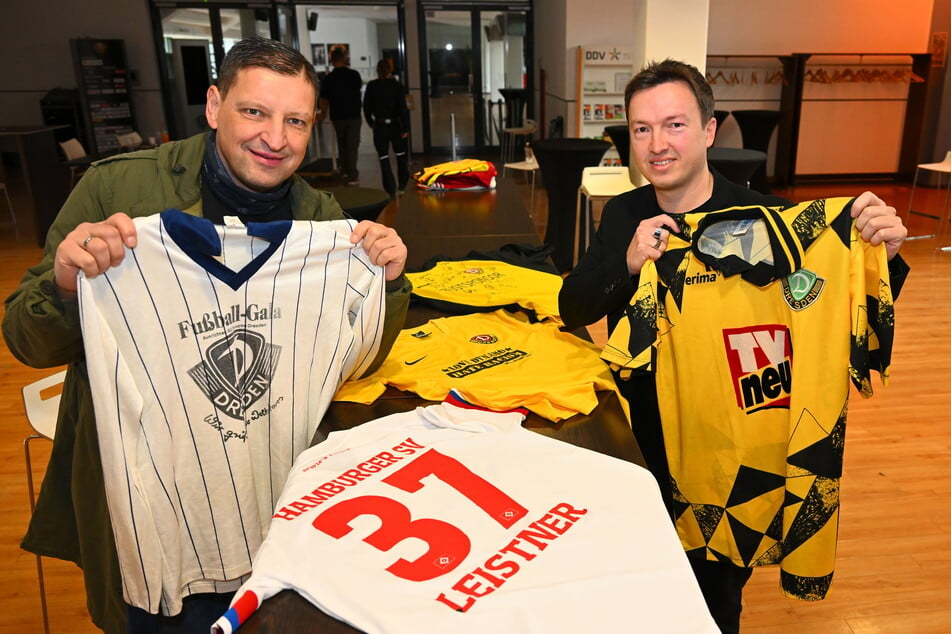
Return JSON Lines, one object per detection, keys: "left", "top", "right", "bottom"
{"left": 2, "top": 37, "right": 410, "bottom": 633}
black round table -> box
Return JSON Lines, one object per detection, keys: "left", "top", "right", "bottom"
{"left": 729, "top": 109, "right": 780, "bottom": 193}
{"left": 603, "top": 124, "right": 630, "bottom": 167}
{"left": 533, "top": 137, "right": 611, "bottom": 272}
{"left": 499, "top": 88, "right": 528, "bottom": 128}
{"left": 707, "top": 147, "right": 767, "bottom": 189}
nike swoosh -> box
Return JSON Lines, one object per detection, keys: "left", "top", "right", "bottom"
{"left": 404, "top": 356, "right": 427, "bottom": 366}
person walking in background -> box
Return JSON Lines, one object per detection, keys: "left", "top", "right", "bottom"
{"left": 319, "top": 46, "right": 363, "bottom": 184}
{"left": 363, "top": 59, "right": 411, "bottom": 199}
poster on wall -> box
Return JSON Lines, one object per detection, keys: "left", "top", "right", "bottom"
{"left": 312, "top": 44, "right": 327, "bottom": 68}
{"left": 328, "top": 43, "right": 350, "bottom": 63}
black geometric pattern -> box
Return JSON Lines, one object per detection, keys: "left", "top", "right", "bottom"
{"left": 671, "top": 398, "right": 849, "bottom": 600}
{"left": 725, "top": 465, "right": 785, "bottom": 507}
{"left": 790, "top": 198, "right": 829, "bottom": 250}
{"left": 780, "top": 569, "right": 833, "bottom": 602}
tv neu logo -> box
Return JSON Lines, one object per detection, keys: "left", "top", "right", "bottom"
{"left": 723, "top": 325, "right": 792, "bottom": 413}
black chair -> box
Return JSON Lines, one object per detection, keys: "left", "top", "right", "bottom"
{"left": 603, "top": 124, "right": 630, "bottom": 167}
{"left": 533, "top": 137, "right": 611, "bottom": 272}
{"left": 729, "top": 109, "right": 780, "bottom": 193}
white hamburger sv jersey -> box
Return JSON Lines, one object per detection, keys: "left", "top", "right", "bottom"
{"left": 77, "top": 210, "right": 386, "bottom": 615}
{"left": 211, "top": 392, "right": 718, "bottom": 634}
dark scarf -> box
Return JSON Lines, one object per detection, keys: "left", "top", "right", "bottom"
{"left": 200, "top": 131, "right": 293, "bottom": 224}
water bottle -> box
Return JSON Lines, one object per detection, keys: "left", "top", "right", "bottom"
{"left": 525, "top": 142, "right": 535, "bottom": 164}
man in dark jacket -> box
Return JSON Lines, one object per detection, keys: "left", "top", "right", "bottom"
{"left": 3, "top": 36, "right": 410, "bottom": 634}
{"left": 319, "top": 46, "right": 364, "bottom": 184}
{"left": 558, "top": 59, "right": 908, "bottom": 634}
{"left": 363, "top": 59, "right": 411, "bottom": 198}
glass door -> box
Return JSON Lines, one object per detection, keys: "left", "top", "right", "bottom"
{"left": 152, "top": 4, "right": 278, "bottom": 140}
{"left": 419, "top": 5, "right": 531, "bottom": 156}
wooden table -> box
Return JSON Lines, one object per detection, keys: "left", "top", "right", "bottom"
{"left": 396, "top": 180, "right": 539, "bottom": 268}
{"left": 0, "top": 126, "right": 69, "bottom": 246}
{"left": 239, "top": 178, "right": 644, "bottom": 633}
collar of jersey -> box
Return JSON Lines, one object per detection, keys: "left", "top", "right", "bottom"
{"left": 160, "top": 208, "right": 292, "bottom": 290}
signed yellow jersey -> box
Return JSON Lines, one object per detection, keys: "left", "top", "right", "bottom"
{"left": 406, "top": 259, "right": 563, "bottom": 322}
{"left": 602, "top": 197, "right": 894, "bottom": 600}
{"left": 335, "top": 309, "right": 622, "bottom": 422}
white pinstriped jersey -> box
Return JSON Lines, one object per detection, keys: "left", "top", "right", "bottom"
{"left": 77, "top": 209, "right": 386, "bottom": 615}
{"left": 212, "top": 392, "right": 717, "bottom": 634}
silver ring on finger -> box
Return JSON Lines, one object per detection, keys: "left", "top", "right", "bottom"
{"left": 653, "top": 238, "right": 662, "bottom": 250}
{"left": 82, "top": 235, "right": 95, "bottom": 250}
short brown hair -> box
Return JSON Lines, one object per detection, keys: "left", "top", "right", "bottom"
{"left": 217, "top": 36, "right": 319, "bottom": 108}
{"left": 625, "top": 59, "right": 714, "bottom": 123}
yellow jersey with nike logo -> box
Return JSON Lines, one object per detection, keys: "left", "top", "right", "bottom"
{"left": 335, "top": 309, "right": 622, "bottom": 422}
{"left": 602, "top": 197, "right": 895, "bottom": 601}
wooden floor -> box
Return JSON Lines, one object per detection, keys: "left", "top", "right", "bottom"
{"left": 1, "top": 153, "right": 950, "bottom": 632}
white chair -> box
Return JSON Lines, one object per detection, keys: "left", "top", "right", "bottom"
{"left": 59, "top": 138, "right": 92, "bottom": 190}
{"left": 575, "top": 166, "right": 635, "bottom": 264}
{"left": 116, "top": 131, "right": 144, "bottom": 151}
{"left": 503, "top": 147, "right": 539, "bottom": 218}
{"left": 500, "top": 118, "right": 536, "bottom": 169}
{"left": 0, "top": 182, "right": 18, "bottom": 238}
{"left": 23, "top": 369, "right": 67, "bottom": 634}
{"left": 906, "top": 150, "right": 951, "bottom": 241}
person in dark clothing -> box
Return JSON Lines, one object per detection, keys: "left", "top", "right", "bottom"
{"left": 558, "top": 59, "right": 909, "bottom": 634}
{"left": 319, "top": 47, "right": 363, "bottom": 183}
{"left": 363, "top": 59, "right": 410, "bottom": 199}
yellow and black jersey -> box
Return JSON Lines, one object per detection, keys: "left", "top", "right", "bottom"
{"left": 406, "top": 259, "right": 563, "bottom": 322}
{"left": 602, "top": 197, "right": 895, "bottom": 601}
{"left": 335, "top": 309, "right": 623, "bottom": 422}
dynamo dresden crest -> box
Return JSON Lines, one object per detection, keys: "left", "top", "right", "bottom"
{"left": 188, "top": 329, "right": 280, "bottom": 420}
{"left": 782, "top": 269, "right": 824, "bottom": 311}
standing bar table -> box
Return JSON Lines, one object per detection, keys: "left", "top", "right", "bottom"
{"left": 532, "top": 137, "right": 611, "bottom": 272}
{"left": 0, "top": 126, "right": 69, "bottom": 246}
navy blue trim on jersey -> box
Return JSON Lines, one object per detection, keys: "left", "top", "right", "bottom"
{"left": 160, "top": 209, "right": 292, "bottom": 290}
{"left": 443, "top": 388, "right": 530, "bottom": 416}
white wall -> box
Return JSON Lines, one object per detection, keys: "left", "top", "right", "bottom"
{"left": 707, "top": 0, "right": 934, "bottom": 55}
{"left": 0, "top": 0, "right": 163, "bottom": 138}
{"left": 559, "top": 0, "right": 637, "bottom": 136}
{"left": 640, "top": 0, "right": 709, "bottom": 73}
{"left": 534, "top": 0, "right": 570, "bottom": 136}
{"left": 706, "top": 0, "right": 935, "bottom": 175}
{"left": 304, "top": 17, "right": 378, "bottom": 82}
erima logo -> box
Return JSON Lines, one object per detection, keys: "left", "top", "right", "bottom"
{"left": 782, "top": 269, "right": 824, "bottom": 310}
{"left": 188, "top": 329, "right": 281, "bottom": 421}
{"left": 463, "top": 267, "right": 483, "bottom": 274}
{"left": 723, "top": 325, "right": 792, "bottom": 413}
{"left": 685, "top": 270, "right": 718, "bottom": 285}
